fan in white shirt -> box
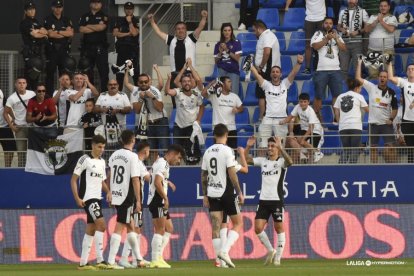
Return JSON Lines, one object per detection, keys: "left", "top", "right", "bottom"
{"left": 52, "top": 73, "right": 72, "bottom": 128}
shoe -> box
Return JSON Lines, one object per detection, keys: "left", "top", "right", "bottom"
{"left": 159, "top": 257, "right": 171, "bottom": 268}
{"left": 274, "top": 259, "right": 281, "bottom": 266}
{"left": 149, "top": 259, "right": 170, "bottom": 268}
{"left": 78, "top": 263, "right": 97, "bottom": 270}
{"left": 220, "top": 260, "right": 229, "bottom": 268}
{"left": 302, "top": 68, "right": 311, "bottom": 74}
{"left": 214, "top": 258, "right": 220, "bottom": 267}
{"left": 106, "top": 263, "right": 125, "bottom": 270}
{"left": 136, "top": 259, "right": 151, "bottom": 268}
{"left": 238, "top": 23, "right": 246, "bottom": 31}
{"left": 118, "top": 260, "right": 134, "bottom": 268}
{"left": 264, "top": 249, "right": 276, "bottom": 266}
{"left": 218, "top": 252, "right": 235, "bottom": 268}
{"left": 314, "top": 151, "right": 324, "bottom": 163}
{"left": 95, "top": 261, "right": 110, "bottom": 270}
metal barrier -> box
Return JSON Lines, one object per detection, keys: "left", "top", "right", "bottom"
{"left": 0, "top": 51, "right": 23, "bottom": 97}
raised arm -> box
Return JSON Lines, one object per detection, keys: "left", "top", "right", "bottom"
{"left": 244, "top": 136, "right": 256, "bottom": 165}
{"left": 236, "top": 147, "right": 248, "bottom": 174}
{"left": 275, "top": 136, "right": 293, "bottom": 167}
{"left": 193, "top": 10, "right": 208, "bottom": 40}
{"left": 187, "top": 58, "right": 204, "bottom": 91}
{"left": 287, "top": 54, "right": 304, "bottom": 83}
{"left": 148, "top": 14, "right": 168, "bottom": 41}
{"left": 387, "top": 62, "right": 399, "bottom": 85}
{"left": 153, "top": 64, "right": 164, "bottom": 91}
{"left": 123, "top": 65, "right": 135, "bottom": 92}
{"left": 250, "top": 65, "right": 265, "bottom": 87}
{"left": 355, "top": 57, "right": 365, "bottom": 84}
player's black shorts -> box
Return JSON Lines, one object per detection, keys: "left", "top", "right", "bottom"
{"left": 148, "top": 202, "right": 170, "bottom": 219}
{"left": 115, "top": 203, "right": 134, "bottom": 224}
{"left": 208, "top": 195, "right": 240, "bottom": 217}
{"left": 84, "top": 199, "right": 104, "bottom": 224}
{"left": 295, "top": 129, "right": 322, "bottom": 148}
{"left": 222, "top": 211, "right": 229, "bottom": 224}
{"left": 255, "top": 200, "right": 285, "bottom": 222}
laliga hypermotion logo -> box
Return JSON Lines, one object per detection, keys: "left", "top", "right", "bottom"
{"left": 44, "top": 139, "right": 68, "bottom": 170}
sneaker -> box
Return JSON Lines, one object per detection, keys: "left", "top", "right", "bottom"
{"left": 314, "top": 151, "right": 324, "bottom": 163}
{"left": 159, "top": 257, "right": 171, "bottom": 268}
{"left": 302, "top": 68, "right": 311, "bottom": 74}
{"left": 264, "top": 250, "right": 276, "bottom": 266}
{"left": 218, "top": 252, "right": 235, "bottom": 268}
{"left": 118, "top": 260, "right": 134, "bottom": 269}
{"left": 78, "top": 263, "right": 97, "bottom": 270}
{"left": 95, "top": 261, "right": 110, "bottom": 270}
{"left": 214, "top": 258, "right": 221, "bottom": 267}
{"left": 150, "top": 259, "right": 170, "bottom": 269}
{"left": 274, "top": 259, "right": 281, "bottom": 266}
{"left": 136, "top": 259, "right": 151, "bottom": 268}
{"left": 238, "top": 23, "right": 246, "bottom": 31}
{"left": 220, "top": 260, "right": 229, "bottom": 268}
{"left": 106, "top": 263, "right": 125, "bottom": 270}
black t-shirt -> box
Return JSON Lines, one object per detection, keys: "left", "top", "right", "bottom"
{"left": 79, "top": 10, "right": 108, "bottom": 46}
{"left": 113, "top": 16, "right": 139, "bottom": 47}
{"left": 167, "top": 33, "right": 197, "bottom": 72}
{"left": 20, "top": 17, "right": 44, "bottom": 47}
{"left": 43, "top": 14, "right": 73, "bottom": 45}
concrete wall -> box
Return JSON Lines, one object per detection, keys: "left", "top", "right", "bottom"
{"left": 212, "top": 0, "right": 239, "bottom": 30}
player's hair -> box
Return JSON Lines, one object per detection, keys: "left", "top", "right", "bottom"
{"left": 180, "top": 74, "right": 191, "bottom": 82}
{"left": 59, "top": 72, "right": 71, "bottom": 79}
{"left": 92, "top": 135, "right": 106, "bottom": 145}
{"left": 347, "top": 78, "right": 362, "bottom": 91}
{"left": 219, "top": 22, "right": 235, "bottom": 42}
{"left": 175, "top": 21, "right": 187, "bottom": 28}
{"left": 378, "top": 70, "right": 388, "bottom": 75}
{"left": 252, "top": 20, "right": 267, "bottom": 30}
{"left": 36, "top": 83, "right": 46, "bottom": 89}
{"left": 138, "top": 73, "right": 150, "bottom": 79}
{"left": 268, "top": 137, "right": 277, "bottom": 144}
{"left": 15, "top": 76, "right": 27, "bottom": 82}
{"left": 136, "top": 141, "right": 150, "bottom": 152}
{"left": 271, "top": 65, "right": 282, "bottom": 71}
{"left": 213, "top": 123, "right": 228, "bottom": 137}
{"left": 219, "top": 76, "right": 231, "bottom": 83}
{"left": 323, "top": 17, "right": 334, "bottom": 23}
{"left": 85, "top": 98, "right": 95, "bottom": 104}
{"left": 299, "top": 93, "right": 310, "bottom": 101}
{"left": 120, "top": 130, "right": 135, "bottom": 145}
{"left": 167, "top": 144, "right": 185, "bottom": 158}
{"left": 379, "top": 0, "right": 390, "bottom": 6}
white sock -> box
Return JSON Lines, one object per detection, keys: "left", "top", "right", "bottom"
{"left": 107, "top": 233, "right": 121, "bottom": 265}
{"left": 127, "top": 232, "right": 141, "bottom": 264}
{"left": 276, "top": 232, "right": 286, "bottom": 261}
{"left": 80, "top": 234, "right": 94, "bottom": 266}
{"left": 160, "top": 232, "right": 171, "bottom": 259}
{"left": 219, "top": 228, "right": 228, "bottom": 251}
{"left": 212, "top": 238, "right": 221, "bottom": 259}
{"left": 151, "top": 234, "right": 163, "bottom": 261}
{"left": 221, "top": 230, "right": 239, "bottom": 253}
{"left": 257, "top": 231, "right": 274, "bottom": 252}
{"left": 120, "top": 238, "right": 131, "bottom": 263}
{"left": 135, "top": 233, "right": 143, "bottom": 260}
{"left": 94, "top": 231, "right": 105, "bottom": 263}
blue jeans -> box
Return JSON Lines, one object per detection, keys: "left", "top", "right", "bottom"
{"left": 218, "top": 68, "right": 240, "bottom": 97}
{"left": 147, "top": 117, "right": 170, "bottom": 155}
{"left": 313, "top": 70, "right": 343, "bottom": 100}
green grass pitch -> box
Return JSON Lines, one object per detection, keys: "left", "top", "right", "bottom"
{"left": 1, "top": 259, "right": 414, "bottom": 276}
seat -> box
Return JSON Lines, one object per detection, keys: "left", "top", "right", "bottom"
{"left": 243, "top": 81, "right": 259, "bottom": 106}
{"left": 321, "top": 105, "right": 334, "bottom": 125}
{"left": 252, "top": 106, "right": 260, "bottom": 124}
{"left": 126, "top": 111, "right": 135, "bottom": 131}
{"left": 287, "top": 81, "right": 299, "bottom": 104}
{"left": 262, "top": 0, "right": 286, "bottom": 8}
{"left": 322, "top": 131, "right": 341, "bottom": 155}
{"left": 395, "top": 29, "right": 414, "bottom": 53}
{"left": 240, "top": 40, "right": 257, "bottom": 56}
{"left": 200, "top": 107, "right": 213, "bottom": 132}
{"left": 204, "top": 132, "right": 214, "bottom": 149}
{"left": 278, "top": 8, "right": 306, "bottom": 31}
{"left": 238, "top": 82, "right": 244, "bottom": 101}
{"left": 256, "top": 8, "right": 280, "bottom": 30}
{"left": 283, "top": 31, "right": 305, "bottom": 55}
{"left": 408, "top": 54, "right": 414, "bottom": 66}
{"left": 393, "top": 54, "right": 404, "bottom": 76}
{"left": 295, "top": 60, "right": 313, "bottom": 80}
{"left": 236, "top": 108, "right": 253, "bottom": 132}
{"left": 301, "top": 80, "right": 315, "bottom": 103}
{"left": 169, "top": 109, "right": 176, "bottom": 132}
{"left": 281, "top": 55, "right": 293, "bottom": 76}
{"left": 287, "top": 105, "right": 294, "bottom": 115}
{"left": 236, "top": 32, "right": 256, "bottom": 42}
{"left": 363, "top": 111, "right": 369, "bottom": 130}
{"left": 275, "top": 31, "right": 286, "bottom": 53}
{"left": 393, "top": 6, "right": 413, "bottom": 29}
{"left": 237, "top": 131, "right": 254, "bottom": 148}
{"left": 361, "top": 87, "right": 369, "bottom": 103}
{"left": 205, "top": 64, "right": 219, "bottom": 82}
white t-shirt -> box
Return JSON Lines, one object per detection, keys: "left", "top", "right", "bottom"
{"left": 260, "top": 78, "right": 292, "bottom": 118}
{"left": 201, "top": 144, "right": 236, "bottom": 198}
{"left": 311, "top": 31, "right": 344, "bottom": 71}
{"left": 334, "top": 91, "right": 368, "bottom": 131}
{"left": 53, "top": 89, "right": 69, "bottom": 127}
{"left": 367, "top": 14, "right": 398, "bottom": 51}
{"left": 398, "top": 78, "right": 414, "bottom": 121}
{"left": 166, "top": 33, "right": 197, "bottom": 72}
{"left": 338, "top": 7, "right": 369, "bottom": 42}
{"left": 255, "top": 29, "right": 281, "bottom": 72}
{"left": 363, "top": 80, "right": 398, "bottom": 124}
{"left": 95, "top": 92, "right": 131, "bottom": 126}
{"left": 253, "top": 157, "right": 287, "bottom": 201}
{"left": 109, "top": 148, "right": 141, "bottom": 206}
{"left": 209, "top": 92, "right": 242, "bottom": 131}
{"left": 130, "top": 86, "right": 166, "bottom": 121}
{"left": 305, "top": 0, "right": 326, "bottom": 22}
{"left": 5, "top": 90, "right": 36, "bottom": 126}
{"left": 147, "top": 157, "right": 170, "bottom": 205}
{"left": 174, "top": 88, "right": 203, "bottom": 128}
{"left": 73, "top": 154, "right": 107, "bottom": 201}
{"left": 0, "top": 90, "right": 7, "bottom": 127}
{"left": 65, "top": 88, "right": 93, "bottom": 128}
{"left": 290, "top": 104, "right": 323, "bottom": 135}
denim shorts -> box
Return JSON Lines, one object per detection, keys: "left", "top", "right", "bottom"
{"left": 313, "top": 70, "right": 343, "bottom": 100}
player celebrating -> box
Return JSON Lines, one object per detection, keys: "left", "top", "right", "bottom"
{"left": 148, "top": 144, "right": 185, "bottom": 268}
{"left": 201, "top": 123, "right": 244, "bottom": 268}
{"left": 244, "top": 136, "right": 293, "bottom": 266}
{"left": 106, "top": 130, "right": 144, "bottom": 269}
{"left": 119, "top": 141, "right": 152, "bottom": 268}
{"left": 70, "top": 135, "right": 110, "bottom": 270}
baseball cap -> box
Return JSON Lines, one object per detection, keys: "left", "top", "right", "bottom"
{"left": 24, "top": 1, "right": 36, "bottom": 10}
{"left": 124, "top": 2, "right": 134, "bottom": 9}
{"left": 52, "top": 0, "right": 64, "bottom": 7}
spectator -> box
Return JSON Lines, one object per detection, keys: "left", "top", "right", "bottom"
{"left": 52, "top": 73, "right": 72, "bottom": 131}
{"left": 79, "top": 98, "right": 102, "bottom": 150}
{"left": 0, "top": 89, "right": 16, "bottom": 167}
{"left": 250, "top": 55, "right": 303, "bottom": 149}
{"left": 79, "top": 0, "right": 109, "bottom": 91}
{"left": 252, "top": 20, "right": 281, "bottom": 121}
{"left": 127, "top": 73, "right": 169, "bottom": 158}
{"left": 148, "top": 10, "right": 208, "bottom": 106}
{"left": 214, "top": 23, "right": 242, "bottom": 97}
{"left": 238, "top": 0, "right": 259, "bottom": 31}
{"left": 311, "top": 17, "right": 346, "bottom": 121}
{"left": 44, "top": 0, "right": 74, "bottom": 97}
{"left": 173, "top": 58, "right": 204, "bottom": 91}
{"left": 202, "top": 77, "right": 244, "bottom": 149}
{"left": 165, "top": 74, "right": 204, "bottom": 164}
{"left": 387, "top": 62, "right": 414, "bottom": 163}
{"left": 112, "top": 1, "right": 139, "bottom": 91}
{"left": 333, "top": 78, "right": 369, "bottom": 164}
{"left": 65, "top": 73, "right": 99, "bottom": 133}
{"left": 337, "top": 0, "right": 369, "bottom": 79}
{"left": 26, "top": 83, "right": 58, "bottom": 140}
{"left": 364, "top": 0, "right": 397, "bottom": 79}
{"left": 3, "top": 77, "right": 36, "bottom": 166}
{"left": 356, "top": 58, "right": 398, "bottom": 163}
{"left": 280, "top": 93, "right": 324, "bottom": 163}
{"left": 20, "top": 1, "right": 47, "bottom": 91}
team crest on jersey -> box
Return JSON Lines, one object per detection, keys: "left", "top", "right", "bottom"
{"left": 340, "top": 95, "right": 354, "bottom": 113}
{"left": 44, "top": 139, "right": 68, "bottom": 170}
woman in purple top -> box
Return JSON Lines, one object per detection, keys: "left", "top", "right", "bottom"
{"left": 214, "top": 23, "right": 242, "bottom": 96}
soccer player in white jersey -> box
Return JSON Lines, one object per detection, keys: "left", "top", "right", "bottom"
{"left": 201, "top": 123, "right": 244, "bottom": 268}
{"left": 119, "top": 141, "right": 151, "bottom": 268}
{"left": 70, "top": 135, "right": 110, "bottom": 270}
{"left": 148, "top": 144, "right": 185, "bottom": 268}
{"left": 106, "top": 130, "right": 144, "bottom": 269}
{"left": 244, "top": 135, "right": 293, "bottom": 266}
{"left": 388, "top": 61, "right": 414, "bottom": 163}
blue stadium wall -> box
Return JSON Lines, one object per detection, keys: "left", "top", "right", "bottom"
{"left": 0, "top": 166, "right": 413, "bottom": 263}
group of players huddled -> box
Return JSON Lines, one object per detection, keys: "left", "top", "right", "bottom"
{"left": 71, "top": 123, "right": 293, "bottom": 269}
